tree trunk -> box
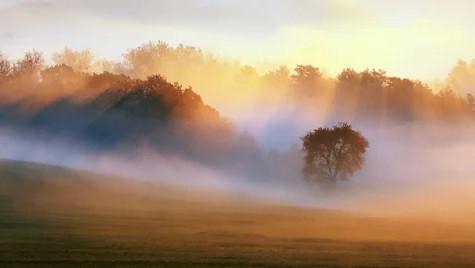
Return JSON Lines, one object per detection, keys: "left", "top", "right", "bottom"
{"left": 319, "top": 177, "right": 337, "bottom": 193}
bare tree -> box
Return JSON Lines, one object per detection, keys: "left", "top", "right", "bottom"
{"left": 0, "top": 52, "right": 11, "bottom": 78}
{"left": 14, "top": 50, "right": 44, "bottom": 75}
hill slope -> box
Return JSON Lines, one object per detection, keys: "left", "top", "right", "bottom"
{"left": 1, "top": 160, "right": 475, "bottom": 267}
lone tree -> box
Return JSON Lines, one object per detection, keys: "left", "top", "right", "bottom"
{"left": 302, "top": 123, "right": 369, "bottom": 189}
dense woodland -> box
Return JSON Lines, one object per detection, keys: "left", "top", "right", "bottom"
{"left": 45, "top": 43, "right": 475, "bottom": 123}
{"left": 0, "top": 51, "right": 258, "bottom": 170}
{"left": 0, "top": 45, "right": 474, "bottom": 127}
{"left": 0, "top": 43, "right": 474, "bottom": 174}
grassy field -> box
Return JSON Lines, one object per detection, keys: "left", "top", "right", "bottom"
{"left": 1, "top": 160, "right": 475, "bottom": 267}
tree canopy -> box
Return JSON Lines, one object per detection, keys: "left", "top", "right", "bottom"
{"left": 1, "top": 45, "right": 475, "bottom": 126}
{"left": 302, "top": 123, "right": 369, "bottom": 189}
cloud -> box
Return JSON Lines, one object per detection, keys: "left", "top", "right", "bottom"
{"left": 1, "top": 0, "right": 371, "bottom": 36}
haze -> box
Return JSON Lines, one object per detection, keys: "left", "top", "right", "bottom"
{"left": 2, "top": 2, "right": 475, "bottom": 267}
{"left": 2, "top": 0, "right": 475, "bottom": 80}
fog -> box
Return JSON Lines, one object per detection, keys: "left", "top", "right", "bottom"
{"left": 1, "top": 118, "right": 475, "bottom": 226}
{"left": 1, "top": 45, "right": 475, "bottom": 226}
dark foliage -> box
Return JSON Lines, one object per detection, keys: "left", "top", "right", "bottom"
{"left": 0, "top": 63, "right": 260, "bottom": 170}
{"left": 331, "top": 69, "right": 474, "bottom": 123}
{"left": 302, "top": 123, "right": 369, "bottom": 188}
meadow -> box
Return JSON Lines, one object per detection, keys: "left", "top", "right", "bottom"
{"left": 1, "top": 160, "right": 475, "bottom": 268}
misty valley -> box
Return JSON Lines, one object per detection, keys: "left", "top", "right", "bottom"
{"left": 2, "top": 1, "right": 475, "bottom": 267}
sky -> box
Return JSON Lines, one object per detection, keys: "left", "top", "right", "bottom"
{"left": 1, "top": 0, "right": 475, "bottom": 80}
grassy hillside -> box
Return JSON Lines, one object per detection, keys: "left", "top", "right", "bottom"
{"left": 1, "top": 160, "right": 475, "bottom": 267}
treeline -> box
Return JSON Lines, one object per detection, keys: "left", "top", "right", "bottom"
{"left": 0, "top": 45, "right": 473, "bottom": 181}
{"left": 1, "top": 43, "right": 474, "bottom": 126}
{"left": 266, "top": 65, "right": 475, "bottom": 123}
{"left": 333, "top": 68, "right": 473, "bottom": 122}
{"left": 0, "top": 54, "right": 259, "bottom": 170}
{"left": 3, "top": 42, "right": 471, "bottom": 124}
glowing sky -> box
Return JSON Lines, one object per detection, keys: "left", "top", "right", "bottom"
{"left": 1, "top": 0, "right": 475, "bottom": 80}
